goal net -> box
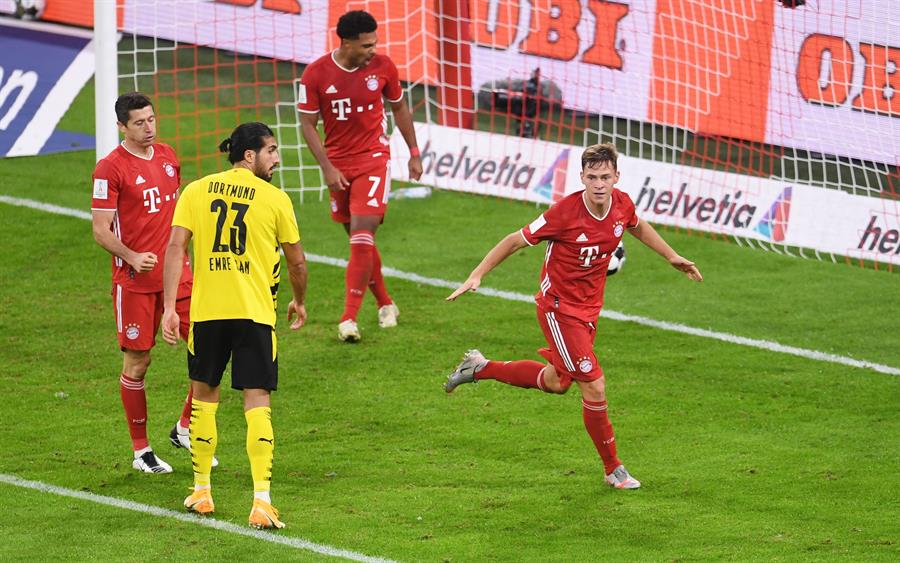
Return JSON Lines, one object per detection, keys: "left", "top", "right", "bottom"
{"left": 96, "top": 0, "right": 898, "bottom": 268}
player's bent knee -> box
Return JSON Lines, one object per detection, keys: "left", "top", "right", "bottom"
{"left": 578, "top": 376, "right": 606, "bottom": 401}
{"left": 542, "top": 365, "right": 572, "bottom": 394}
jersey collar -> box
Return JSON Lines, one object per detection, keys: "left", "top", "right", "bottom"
{"left": 331, "top": 50, "right": 359, "bottom": 73}
{"left": 581, "top": 190, "right": 612, "bottom": 222}
{"left": 120, "top": 141, "right": 154, "bottom": 161}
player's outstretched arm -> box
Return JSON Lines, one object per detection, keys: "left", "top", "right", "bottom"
{"left": 161, "top": 226, "right": 192, "bottom": 345}
{"left": 282, "top": 240, "right": 308, "bottom": 330}
{"left": 299, "top": 112, "right": 348, "bottom": 192}
{"left": 447, "top": 231, "right": 529, "bottom": 300}
{"left": 389, "top": 99, "right": 422, "bottom": 181}
{"left": 628, "top": 220, "right": 703, "bottom": 282}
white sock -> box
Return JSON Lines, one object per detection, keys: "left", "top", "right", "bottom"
{"left": 134, "top": 446, "right": 151, "bottom": 459}
{"left": 254, "top": 490, "right": 271, "bottom": 504}
{"left": 194, "top": 484, "right": 211, "bottom": 492}
{"left": 177, "top": 421, "right": 189, "bottom": 434}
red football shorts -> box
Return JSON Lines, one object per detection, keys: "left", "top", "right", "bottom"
{"left": 329, "top": 154, "right": 391, "bottom": 223}
{"left": 113, "top": 283, "right": 191, "bottom": 351}
{"left": 536, "top": 304, "right": 604, "bottom": 385}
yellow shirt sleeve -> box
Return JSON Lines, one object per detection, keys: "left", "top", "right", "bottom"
{"left": 276, "top": 192, "right": 300, "bottom": 245}
{"left": 172, "top": 181, "right": 196, "bottom": 231}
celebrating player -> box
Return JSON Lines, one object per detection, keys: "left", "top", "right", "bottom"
{"left": 444, "top": 143, "right": 703, "bottom": 489}
{"left": 298, "top": 10, "right": 422, "bottom": 342}
{"left": 162, "top": 122, "right": 308, "bottom": 529}
{"left": 90, "top": 92, "right": 198, "bottom": 474}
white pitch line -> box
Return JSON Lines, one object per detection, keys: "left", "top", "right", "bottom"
{"left": 2, "top": 195, "right": 898, "bottom": 376}
{"left": 0, "top": 473, "right": 396, "bottom": 563}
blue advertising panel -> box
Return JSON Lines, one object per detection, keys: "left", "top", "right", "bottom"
{"left": 0, "top": 20, "right": 94, "bottom": 157}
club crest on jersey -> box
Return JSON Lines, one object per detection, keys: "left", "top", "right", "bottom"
{"left": 125, "top": 323, "right": 140, "bottom": 340}
{"left": 164, "top": 163, "right": 175, "bottom": 177}
{"left": 365, "top": 75, "right": 379, "bottom": 91}
{"left": 613, "top": 221, "right": 624, "bottom": 237}
{"left": 578, "top": 357, "right": 593, "bottom": 374}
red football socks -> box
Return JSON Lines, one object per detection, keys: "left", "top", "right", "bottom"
{"left": 477, "top": 360, "right": 546, "bottom": 389}
{"left": 368, "top": 245, "right": 393, "bottom": 308}
{"left": 341, "top": 230, "right": 375, "bottom": 322}
{"left": 582, "top": 399, "right": 621, "bottom": 475}
{"left": 179, "top": 387, "right": 193, "bottom": 429}
{"left": 120, "top": 373, "right": 149, "bottom": 451}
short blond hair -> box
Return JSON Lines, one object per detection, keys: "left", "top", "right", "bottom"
{"left": 581, "top": 143, "right": 618, "bottom": 171}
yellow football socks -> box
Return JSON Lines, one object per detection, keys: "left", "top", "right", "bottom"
{"left": 189, "top": 399, "right": 219, "bottom": 487}
{"left": 245, "top": 406, "right": 274, "bottom": 494}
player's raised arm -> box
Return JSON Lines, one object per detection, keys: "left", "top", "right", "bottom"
{"left": 628, "top": 220, "right": 703, "bottom": 282}
{"left": 447, "top": 231, "right": 530, "bottom": 301}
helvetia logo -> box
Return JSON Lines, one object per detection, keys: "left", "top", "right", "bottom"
{"left": 532, "top": 148, "right": 570, "bottom": 203}
{"left": 754, "top": 187, "right": 792, "bottom": 242}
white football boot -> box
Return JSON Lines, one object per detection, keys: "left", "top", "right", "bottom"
{"left": 338, "top": 319, "right": 361, "bottom": 343}
{"left": 378, "top": 303, "right": 400, "bottom": 328}
{"left": 605, "top": 465, "right": 641, "bottom": 489}
{"left": 443, "top": 349, "right": 488, "bottom": 393}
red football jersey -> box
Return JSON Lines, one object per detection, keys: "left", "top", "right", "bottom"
{"left": 521, "top": 189, "right": 639, "bottom": 322}
{"left": 296, "top": 51, "right": 403, "bottom": 165}
{"left": 91, "top": 143, "right": 192, "bottom": 293}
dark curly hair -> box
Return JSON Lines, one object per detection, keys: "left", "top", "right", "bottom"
{"left": 337, "top": 10, "right": 377, "bottom": 40}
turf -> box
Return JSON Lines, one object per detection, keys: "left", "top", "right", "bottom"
{"left": 0, "top": 81, "right": 898, "bottom": 562}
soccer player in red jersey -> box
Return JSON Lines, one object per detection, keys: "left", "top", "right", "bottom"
{"left": 298, "top": 10, "right": 422, "bottom": 342}
{"left": 444, "top": 143, "right": 703, "bottom": 490}
{"left": 91, "top": 92, "right": 201, "bottom": 473}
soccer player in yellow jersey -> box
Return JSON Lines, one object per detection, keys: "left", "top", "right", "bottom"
{"left": 160, "top": 122, "right": 308, "bottom": 530}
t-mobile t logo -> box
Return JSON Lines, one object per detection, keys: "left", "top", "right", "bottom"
{"left": 579, "top": 245, "right": 600, "bottom": 267}
{"left": 331, "top": 98, "right": 352, "bottom": 120}
{"left": 142, "top": 187, "right": 161, "bottom": 213}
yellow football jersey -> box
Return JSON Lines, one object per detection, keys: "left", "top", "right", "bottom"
{"left": 173, "top": 167, "right": 300, "bottom": 326}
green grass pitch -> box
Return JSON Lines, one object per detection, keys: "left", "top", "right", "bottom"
{"left": 0, "top": 82, "right": 897, "bottom": 561}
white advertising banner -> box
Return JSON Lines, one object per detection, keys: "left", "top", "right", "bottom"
{"left": 120, "top": 0, "right": 328, "bottom": 65}
{"left": 766, "top": 0, "right": 899, "bottom": 166}
{"left": 615, "top": 157, "right": 900, "bottom": 265}
{"left": 391, "top": 122, "right": 576, "bottom": 204}
{"left": 396, "top": 124, "right": 900, "bottom": 265}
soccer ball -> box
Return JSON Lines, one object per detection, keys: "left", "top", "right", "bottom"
{"left": 14, "top": 0, "right": 44, "bottom": 20}
{"left": 606, "top": 241, "right": 626, "bottom": 276}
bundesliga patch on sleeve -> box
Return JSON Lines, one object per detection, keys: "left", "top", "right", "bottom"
{"left": 93, "top": 179, "right": 108, "bottom": 199}
{"left": 528, "top": 214, "right": 547, "bottom": 234}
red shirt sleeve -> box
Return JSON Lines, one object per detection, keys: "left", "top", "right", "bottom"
{"left": 383, "top": 57, "right": 403, "bottom": 103}
{"left": 91, "top": 157, "right": 120, "bottom": 211}
{"left": 521, "top": 202, "right": 566, "bottom": 246}
{"left": 297, "top": 64, "right": 320, "bottom": 113}
{"left": 620, "top": 190, "right": 639, "bottom": 229}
